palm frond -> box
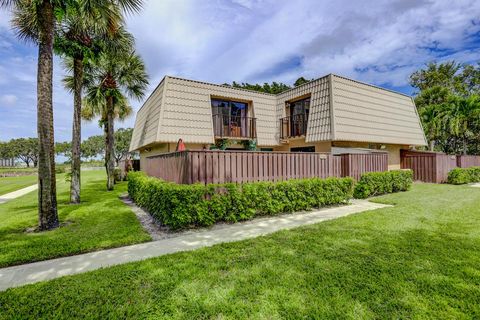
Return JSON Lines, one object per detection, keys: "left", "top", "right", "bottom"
{"left": 11, "top": 0, "right": 38, "bottom": 43}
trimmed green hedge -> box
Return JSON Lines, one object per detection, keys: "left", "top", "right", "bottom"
{"left": 447, "top": 167, "right": 480, "bottom": 185}
{"left": 128, "top": 172, "right": 354, "bottom": 230}
{"left": 353, "top": 169, "right": 413, "bottom": 199}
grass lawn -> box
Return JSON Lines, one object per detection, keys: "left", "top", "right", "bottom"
{"left": 1, "top": 183, "right": 479, "bottom": 319}
{"left": 0, "top": 167, "right": 37, "bottom": 173}
{"left": 0, "top": 175, "right": 37, "bottom": 196}
{"left": 0, "top": 170, "right": 151, "bottom": 268}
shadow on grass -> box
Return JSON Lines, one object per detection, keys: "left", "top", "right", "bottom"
{"left": 1, "top": 220, "right": 479, "bottom": 319}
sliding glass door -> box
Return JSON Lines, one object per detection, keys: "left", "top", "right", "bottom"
{"left": 211, "top": 99, "right": 249, "bottom": 137}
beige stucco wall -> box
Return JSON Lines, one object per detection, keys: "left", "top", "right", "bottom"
{"left": 273, "top": 138, "right": 331, "bottom": 153}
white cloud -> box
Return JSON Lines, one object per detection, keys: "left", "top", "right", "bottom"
{"left": 127, "top": 0, "right": 480, "bottom": 88}
{"left": 0, "top": 94, "right": 17, "bottom": 107}
{"left": 1, "top": 0, "right": 480, "bottom": 142}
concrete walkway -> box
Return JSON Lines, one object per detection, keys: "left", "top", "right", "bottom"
{"left": 0, "top": 199, "right": 390, "bottom": 291}
{"left": 0, "top": 184, "right": 37, "bottom": 204}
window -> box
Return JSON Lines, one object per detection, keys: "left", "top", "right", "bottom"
{"left": 211, "top": 99, "right": 248, "bottom": 118}
{"left": 289, "top": 97, "right": 310, "bottom": 118}
{"left": 211, "top": 98, "right": 254, "bottom": 138}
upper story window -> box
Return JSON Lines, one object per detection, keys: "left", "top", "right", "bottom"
{"left": 211, "top": 99, "right": 248, "bottom": 117}
{"left": 280, "top": 96, "right": 311, "bottom": 139}
{"left": 289, "top": 97, "right": 310, "bottom": 118}
{"left": 211, "top": 98, "right": 256, "bottom": 139}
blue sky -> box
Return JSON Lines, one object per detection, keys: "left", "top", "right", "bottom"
{"left": 0, "top": 0, "right": 479, "bottom": 142}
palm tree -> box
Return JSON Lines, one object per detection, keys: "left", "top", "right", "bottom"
{"left": 56, "top": 3, "right": 122, "bottom": 204}
{"left": 419, "top": 104, "right": 442, "bottom": 151}
{"left": 446, "top": 95, "right": 480, "bottom": 155}
{"left": 82, "top": 29, "right": 148, "bottom": 190}
{"left": 1, "top": 0, "right": 143, "bottom": 229}
{"left": 2, "top": 0, "right": 61, "bottom": 230}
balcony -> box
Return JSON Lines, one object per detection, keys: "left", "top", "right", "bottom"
{"left": 279, "top": 114, "right": 308, "bottom": 139}
{"left": 212, "top": 114, "right": 256, "bottom": 139}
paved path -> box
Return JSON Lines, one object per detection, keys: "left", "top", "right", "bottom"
{"left": 0, "top": 184, "right": 37, "bottom": 204}
{"left": 471, "top": 183, "right": 480, "bottom": 188}
{"left": 0, "top": 199, "right": 390, "bottom": 291}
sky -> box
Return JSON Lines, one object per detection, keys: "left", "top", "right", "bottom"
{"left": 0, "top": 0, "right": 479, "bottom": 142}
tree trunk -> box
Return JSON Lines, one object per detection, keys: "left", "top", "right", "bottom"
{"left": 429, "top": 140, "right": 435, "bottom": 152}
{"left": 37, "top": 1, "right": 58, "bottom": 230}
{"left": 463, "top": 137, "right": 468, "bottom": 155}
{"left": 104, "top": 96, "right": 115, "bottom": 190}
{"left": 70, "top": 58, "right": 83, "bottom": 204}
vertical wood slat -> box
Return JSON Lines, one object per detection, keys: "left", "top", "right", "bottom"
{"left": 456, "top": 155, "right": 480, "bottom": 168}
{"left": 400, "top": 150, "right": 460, "bottom": 183}
{"left": 145, "top": 150, "right": 389, "bottom": 184}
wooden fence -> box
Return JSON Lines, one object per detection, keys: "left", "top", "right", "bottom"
{"left": 338, "top": 153, "right": 388, "bottom": 181}
{"left": 145, "top": 150, "right": 388, "bottom": 184}
{"left": 400, "top": 150, "right": 457, "bottom": 183}
{"left": 456, "top": 155, "right": 480, "bottom": 168}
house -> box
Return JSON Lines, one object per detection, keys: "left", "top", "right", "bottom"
{"left": 130, "top": 74, "right": 427, "bottom": 170}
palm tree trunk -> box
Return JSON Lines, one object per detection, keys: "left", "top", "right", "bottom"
{"left": 105, "top": 96, "right": 115, "bottom": 190}
{"left": 70, "top": 57, "right": 83, "bottom": 203}
{"left": 37, "top": 1, "right": 58, "bottom": 230}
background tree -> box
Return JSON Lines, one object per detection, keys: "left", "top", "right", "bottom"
{"left": 82, "top": 28, "right": 148, "bottom": 190}
{"left": 419, "top": 104, "right": 442, "bottom": 151}
{"left": 7, "top": 138, "right": 39, "bottom": 167}
{"left": 410, "top": 61, "right": 480, "bottom": 154}
{"left": 225, "top": 77, "right": 315, "bottom": 94}
{"left": 57, "top": 1, "right": 141, "bottom": 203}
{"left": 81, "top": 135, "right": 105, "bottom": 160}
{"left": 0, "top": 141, "right": 13, "bottom": 160}
{"left": 444, "top": 95, "right": 480, "bottom": 155}
{"left": 113, "top": 128, "right": 133, "bottom": 165}
{"left": 55, "top": 141, "right": 72, "bottom": 162}
{"left": 225, "top": 81, "right": 291, "bottom": 94}
{"left": 55, "top": 3, "right": 111, "bottom": 203}
{"left": 294, "top": 77, "right": 313, "bottom": 87}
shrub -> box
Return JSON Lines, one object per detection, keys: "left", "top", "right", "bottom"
{"left": 447, "top": 167, "right": 480, "bottom": 185}
{"left": 55, "top": 165, "right": 67, "bottom": 174}
{"left": 128, "top": 172, "right": 354, "bottom": 230}
{"left": 113, "top": 168, "right": 123, "bottom": 182}
{"left": 353, "top": 169, "right": 413, "bottom": 199}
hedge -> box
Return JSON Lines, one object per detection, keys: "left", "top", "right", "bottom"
{"left": 128, "top": 172, "right": 354, "bottom": 230}
{"left": 353, "top": 169, "right": 413, "bottom": 199}
{"left": 447, "top": 167, "right": 480, "bottom": 185}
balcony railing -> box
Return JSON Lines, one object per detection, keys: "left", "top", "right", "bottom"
{"left": 279, "top": 114, "right": 308, "bottom": 139}
{"left": 212, "top": 114, "right": 257, "bottom": 139}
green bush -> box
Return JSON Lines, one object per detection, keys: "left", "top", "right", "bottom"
{"left": 128, "top": 172, "right": 354, "bottom": 230}
{"left": 55, "top": 165, "right": 68, "bottom": 174}
{"left": 113, "top": 168, "right": 123, "bottom": 182}
{"left": 447, "top": 167, "right": 480, "bottom": 185}
{"left": 353, "top": 170, "right": 413, "bottom": 199}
